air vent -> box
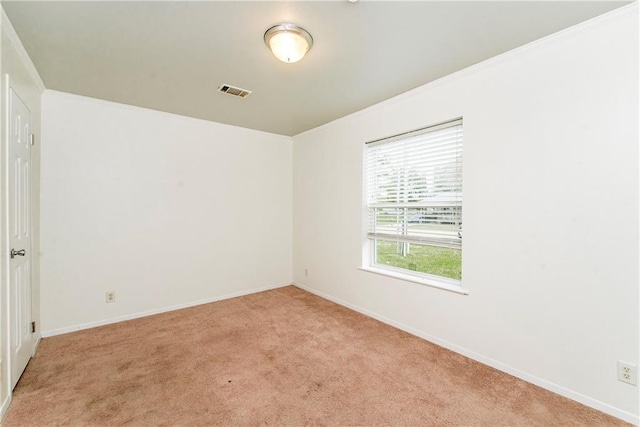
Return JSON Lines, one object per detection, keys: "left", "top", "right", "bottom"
{"left": 217, "top": 84, "right": 252, "bottom": 98}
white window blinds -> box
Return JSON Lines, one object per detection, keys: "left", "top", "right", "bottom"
{"left": 366, "top": 118, "right": 463, "bottom": 249}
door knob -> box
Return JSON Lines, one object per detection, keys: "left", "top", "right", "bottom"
{"left": 10, "top": 249, "right": 25, "bottom": 258}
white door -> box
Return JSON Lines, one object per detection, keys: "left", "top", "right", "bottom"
{"left": 8, "top": 88, "right": 33, "bottom": 389}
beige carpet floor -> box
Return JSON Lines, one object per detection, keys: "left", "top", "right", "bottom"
{"left": 3, "top": 286, "right": 628, "bottom": 426}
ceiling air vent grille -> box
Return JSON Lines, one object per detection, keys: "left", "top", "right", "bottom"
{"left": 217, "top": 84, "right": 252, "bottom": 98}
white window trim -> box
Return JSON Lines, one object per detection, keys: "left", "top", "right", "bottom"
{"left": 358, "top": 266, "right": 469, "bottom": 295}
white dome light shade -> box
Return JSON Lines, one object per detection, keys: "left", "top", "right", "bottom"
{"left": 264, "top": 23, "right": 313, "bottom": 64}
{"left": 268, "top": 32, "right": 309, "bottom": 63}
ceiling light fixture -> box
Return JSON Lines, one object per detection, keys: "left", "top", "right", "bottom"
{"left": 264, "top": 23, "right": 313, "bottom": 64}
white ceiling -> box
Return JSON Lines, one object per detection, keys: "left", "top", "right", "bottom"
{"left": 3, "top": 1, "right": 629, "bottom": 136}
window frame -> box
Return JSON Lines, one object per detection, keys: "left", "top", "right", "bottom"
{"left": 362, "top": 118, "right": 465, "bottom": 293}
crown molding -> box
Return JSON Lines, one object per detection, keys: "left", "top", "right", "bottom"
{"left": 1, "top": 6, "right": 46, "bottom": 93}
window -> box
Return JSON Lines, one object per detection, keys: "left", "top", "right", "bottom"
{"left": 365, "top": 118, "right": 463, "bottom": 285}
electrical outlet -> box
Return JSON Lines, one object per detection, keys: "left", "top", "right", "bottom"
{"left": 106, "top": 291, "right": 116, "bottom": 303}
{"left": 305, "top": 268, "right": 308, "bottom": 277}
{"left": 617, "top": 361, "right": 637, "bottom": 386}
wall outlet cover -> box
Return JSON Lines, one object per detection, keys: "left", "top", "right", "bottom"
{"left": 617, "top": 361, "right": 637, "bottom": 386}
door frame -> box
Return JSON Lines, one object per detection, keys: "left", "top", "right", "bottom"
{"left": 1, "top": 73, "right": 12, "bottom": 415}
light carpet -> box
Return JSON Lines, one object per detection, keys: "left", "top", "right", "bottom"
{"left": 3, "top": 286, "right": 628, "bottom": 426}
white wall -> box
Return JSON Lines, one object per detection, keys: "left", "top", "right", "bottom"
{"left": 41, "top": 91, "right": 292, "bottom": 334}
{"left": 293, "top": 7, "right": 638, "bottom": 423}
{"left": 1, "top": 8, "right": 44, "bottom": 416}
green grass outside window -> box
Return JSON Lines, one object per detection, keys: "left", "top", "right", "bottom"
{"left": 375, "top": 241, "right": 461, "bottom": 280}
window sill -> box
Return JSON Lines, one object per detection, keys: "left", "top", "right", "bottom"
{"left": 358, "top": 266, "right": 469, "bottom": 295}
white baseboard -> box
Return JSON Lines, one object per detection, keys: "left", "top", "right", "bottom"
{"left": 32, "top": 333, "right": 41, "bottom": 356}
{"left": 41, "top": 282, "right": 292, "bottom": 338}
{"left": 0, "top": 394, "right": 11, "bottom": 421}
{"left": 293, "top": 282, "right": 639, "bottom": 426}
